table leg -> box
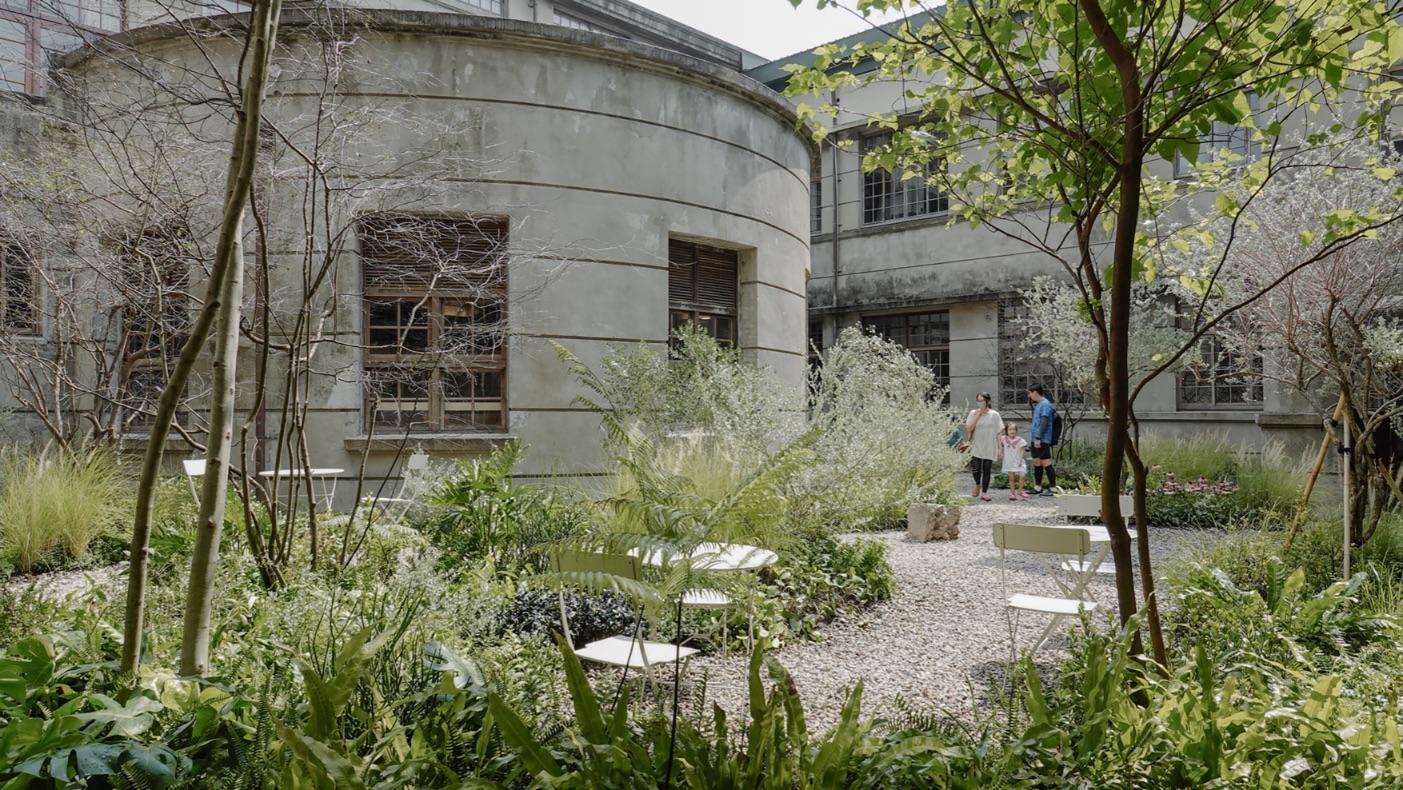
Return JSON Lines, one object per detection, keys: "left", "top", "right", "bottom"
{"left": 1034, "top": 542, "right": 1111, "bottom": 651}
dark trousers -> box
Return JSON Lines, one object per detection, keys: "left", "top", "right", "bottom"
{"left": 970, "top": 457, "right": 993, "bottom": 490}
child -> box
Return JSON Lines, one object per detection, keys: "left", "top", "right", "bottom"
{"left": 1000, "top": 423, "right": 1029, "bottom": 501}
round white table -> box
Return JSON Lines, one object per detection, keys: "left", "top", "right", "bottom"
{"left": 631, "top": 541, "right": 778, "bottom": 656}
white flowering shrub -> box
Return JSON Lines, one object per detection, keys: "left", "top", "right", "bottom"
{"left": 577, "top": 327, "right": 963, "bottom": 532}
{"left": 795, "top": 328, "right": 965, "bottom": 530}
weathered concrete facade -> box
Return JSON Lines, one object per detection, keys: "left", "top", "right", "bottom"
{"left": 750, "top": 25, "right": 1338, "bottom": 454}
{"left": 0, "top": 10, "right": 811, "bottom": 497}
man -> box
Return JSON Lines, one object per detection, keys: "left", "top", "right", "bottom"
{"left": 1027, "top": 385, "right": 1057, "bottom": 496}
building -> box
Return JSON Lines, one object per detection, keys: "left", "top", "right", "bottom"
{"left": 0, "top": 1, "right": 812, "bottom": 495}
{"left": 746, "top": 17, "right": 1382, "bottom": 452}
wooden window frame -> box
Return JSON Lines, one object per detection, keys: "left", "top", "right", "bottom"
{"left": 668, "top": 239, "right": 738, "bottom": 351}
{"left": 1176, "top": 334, "right": 1264, "bottom": 410}
{"left": 997, "top": 297, "right": 1085, "bottom": 410}
{"left": 862, "top": 310, "right": 951, "bottom": 402}
{"left": 360, "top": 215, "right": 509, "bottom": 434}
{"left": 860, "top": 130, "right": 949, "bottom": 226}
{"left": 0, "top": 0, "right": 124, "bottom": 97}
{"left": 0, "top": 233, "right": 40, "bottom": 336}
{"left": 115, "top": 226, "right": 192, "bottom": 431}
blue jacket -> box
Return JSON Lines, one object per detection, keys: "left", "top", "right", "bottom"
{"left": 1031, "top": 399, "right": 1056, "bottom": 445}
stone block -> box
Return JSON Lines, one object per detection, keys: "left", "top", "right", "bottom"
{"left": 906, "top": 503, "right": 961, "bottom": 542}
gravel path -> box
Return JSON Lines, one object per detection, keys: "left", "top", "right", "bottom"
{"left": 690, "top": 497, "right": 1204, "bottom": 732}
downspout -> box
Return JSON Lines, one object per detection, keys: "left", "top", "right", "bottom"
{"left": 830, "top": 106, "right": 842, "bottom": 323}
{"left": 528, "top": 0, "right": 538, "bottom": 22}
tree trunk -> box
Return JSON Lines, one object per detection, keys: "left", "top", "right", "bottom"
{"left": 1124, "top": 435, "right": 1168, "bottom": 668}
{"left": 1081, "top": 0, "right": 1144, "bottom": 654}
{"left": 178, "top": 227, "right": 245, "bottom": 677}
{"left": 119, "top": 0, "right": 283, "bottom": 675}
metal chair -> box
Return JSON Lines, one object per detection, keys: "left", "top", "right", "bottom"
{"left": 182, "top": 459, "right": 206, "bottom": 506}
{"left": 551, "top": 549, "right": 698, "bottom": 706}
{"left": 992, "top": 523, "right": 1098, "bottom": 654}
{"left": 361, "top": 451, "right": 430, "bottom": 519}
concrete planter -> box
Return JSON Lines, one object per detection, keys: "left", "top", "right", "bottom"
{"left": 906, "top": 503, "right": 962, "bottom": 542}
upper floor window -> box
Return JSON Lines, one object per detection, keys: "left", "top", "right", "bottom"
{"left": 360, "top": 215, "right": 509, "bottom": 433}
{"left": 863, "top": 310, "right": 950, "bottom": 402}
{"left": 1, "top": 0, "right": 123, "bottom": 96}
{"left": 464, "top": 0, "right": 503, "bottom": 14}
{"left": 810, "top": 177, "right": 822, "bottom": 234}
{"left": 668, "top": 239, "right": 738, "bottom": 352}
{"left": 1174, "top": 92, "right": 1261, "bottom": 178}
{"left": 0, "top": 233, "right": 39, "bottom": 335}
{"left": 553, "top": 9, "right": 615, "bottom": 34}
{"left": 1177, "top": 335, "right": 1263, "bottom": 410}
{"left": 861, "top": 130, "right": 948, "bottom": 225}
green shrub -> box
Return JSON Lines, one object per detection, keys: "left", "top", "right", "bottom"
{"left": 1139, "top": 433, "right": 1236, "bottom": 482}
{"left": 0, "top": 446, "right": 126, "bottom": 574}
{"left": 1232, "top": 442, "right": 1308, "bottom": 514}
{"left": 423, "top": 441, "right": 584, "bottom": 574}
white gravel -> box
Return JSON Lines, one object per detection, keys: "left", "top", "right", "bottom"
{"left": 689, "top": 497, "right": 1207, "bottom": 732}
{"left": 3, "top": 564, "right": 123, "bottom": 602}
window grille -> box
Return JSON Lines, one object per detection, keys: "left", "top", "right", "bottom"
{"left": 861, "top": 130, "right": 948, "bottom": 225}
{"left": 360, "top": 215, "right": 509, "bottom": 432}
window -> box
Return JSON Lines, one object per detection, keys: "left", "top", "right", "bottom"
{"left": 810, "top": 178, "right": 822, "bottom": 234}
{"left": 115, "top": 226, "right": 192, "bottom": 430}
{"left": 553, "top": 9, "right": 615, "bottom": 34}
{"left": 863, "top": 311, "right": 950, "bottom": 401}
{"left": 1177, "top": 335, "right": 1263, "bottom": 409}
{"left": 464, "top": 0, "right": 503, "bottom": 14}
{"left": 997, "top": 298, "right": 1084, "bottom": 410}
{"left": 360, "top": 215, "right": 508, "bottom": 432}
{"left": 0, "top": 233, "right": 39, "bottom": 335}
{"left": 668, "top": 239, "right": 738, "bottom": 351}
{"left": 861, "top": 130, "right": 948, "bottom": 225}
{"left": 1173, "top": 92, "right": 1261, "bottom": 178}
{"left": 807, "top": 318, "right": 823, "bottom": 368}
{"left": 1, "top": 0, "right": 122, "bottom": 96}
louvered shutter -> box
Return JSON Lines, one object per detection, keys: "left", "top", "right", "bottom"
{"left": 667, "top": 239, "right": 737, "bottom": 315}
{"left": 361, "top": 215, "right": 508, "bottom": 292}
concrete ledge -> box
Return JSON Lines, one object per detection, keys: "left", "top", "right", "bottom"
{"left": 343, "top": 433, "right": 515, "bottom": 454}
{"left": 1256, "top": 413, "right": 1325, "bottom": 429}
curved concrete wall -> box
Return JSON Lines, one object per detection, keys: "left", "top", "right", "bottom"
{"left": 64, "top": 12, "right": 812, "bottom": 485}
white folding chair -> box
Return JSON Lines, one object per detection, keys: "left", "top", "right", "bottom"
{"left": 552, "top": 549, "right": 698, "bottom": 709}
{"left": 182, "top": 459, "right": 206, "bottom": 506}
{"left": 993, "top": 523, "right": 1099, "bottom": 655}
{"left": 362, "top": 451, "right": 430, "bottom": 519}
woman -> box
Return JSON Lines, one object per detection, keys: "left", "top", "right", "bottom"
{"left": 964, "top": 392, "right": 1004, "bottom": 502}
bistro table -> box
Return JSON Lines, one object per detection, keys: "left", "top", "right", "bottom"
{"left": 1037, "top": 523, "right": 1136, "bottom": 647}
{"left": 257, "top": 467, "right": 344, "bottom": 513}
{"left": 630, "top": 541, "right": 779, "bottom": 654}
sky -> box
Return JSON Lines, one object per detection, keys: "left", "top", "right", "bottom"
{"left": 626, "top": 0, "right": 911, "bottom": 61}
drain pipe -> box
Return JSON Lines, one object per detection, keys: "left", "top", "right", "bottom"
{"left": 829, "top": 93, "right": 842, "bottom": 333}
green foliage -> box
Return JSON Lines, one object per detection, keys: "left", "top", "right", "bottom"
{"left": 0, "top": 446, "right": 127, "bottom": 574}
{"left": 423, "top": 441, "right": 584, "bottom": 574}
{"left": 1139, "top": 433, "right": 1236, "bottom": 483}
{"left": 730, "top": 533, "right": 896, "bottom": 650}
{"left": 489, "top": 636, "right": 871, "bottom": 789}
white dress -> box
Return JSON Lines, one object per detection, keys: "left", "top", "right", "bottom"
{"left": 1001, "top": 436, "right": 1028, "bottom": 474}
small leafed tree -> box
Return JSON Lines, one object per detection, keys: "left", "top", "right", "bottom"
{"left": 1169, "top": 141, "right": 1403, "bottom": 545}
{"left": 787, "top": 0, "right": 1403, "bottom": 666}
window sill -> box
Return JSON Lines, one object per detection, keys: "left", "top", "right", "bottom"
{"left": 343, "top": 433, "right": 516, "bottom": 453}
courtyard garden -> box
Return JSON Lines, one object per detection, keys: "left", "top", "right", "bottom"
{"left": 2, "top": 329, "right": 1403, "bottom": 788}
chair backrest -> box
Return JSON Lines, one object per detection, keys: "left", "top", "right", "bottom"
{"left": 404, "top": 451, "right": 430, "bottom": 471}
{"left": 182, "top": 459, "right": 206, "bottom": 477}
{"left": 551, "top": 548, "right": 643, "bottom": 582}
{"left": 993, "top": 523, "right": 1091, "bottom": 557}
{"left": 1059, "top": 494, "right": 1134, "bottom": 520}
